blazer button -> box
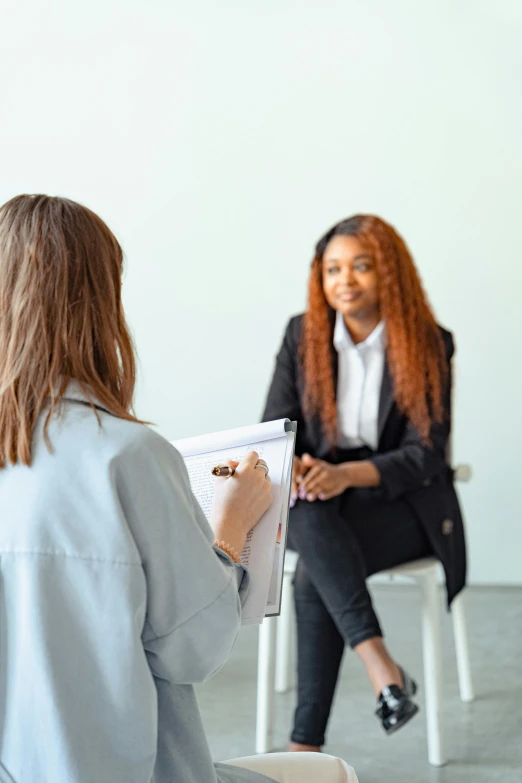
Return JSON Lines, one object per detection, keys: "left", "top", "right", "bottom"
{"left": 442, "top": 519, "right": 453, "bottom": 535}
{"left": 423, "top": 478, "right": 431, "bottom": 487}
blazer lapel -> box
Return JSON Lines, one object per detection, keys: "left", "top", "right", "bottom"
{"left": 312, "top": 343, "right": 339, "bottom": 456}
{"left": 378, "top": 358, "right": 394, "bottom": 441}
{"left": 332, "top": 347, "right": 339, "bottom": 398}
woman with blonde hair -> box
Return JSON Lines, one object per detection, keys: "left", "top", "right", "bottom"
{"left": 263, "top": 214, "right": 466, "bottom": 751}
{"left": 0, "top": 195, "right": 357, "bottom": 783}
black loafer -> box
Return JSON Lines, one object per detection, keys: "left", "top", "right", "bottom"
{"left": 399, "top": 667, "right": 417, "bottom": 698}
{"left": 375, "top": 670, "right": 419, "bottom": 735}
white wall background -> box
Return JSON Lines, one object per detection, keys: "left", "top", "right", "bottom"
{"left": 1, "top": 0, "right": 521, "bottom": 584}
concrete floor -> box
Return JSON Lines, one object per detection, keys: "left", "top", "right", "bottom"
{"left": 197, "top": 585, "right": 522, "bottom": 782}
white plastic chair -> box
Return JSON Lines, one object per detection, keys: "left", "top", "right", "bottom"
{"left": 256, "top": 464, "right": 473, "bottom": 767}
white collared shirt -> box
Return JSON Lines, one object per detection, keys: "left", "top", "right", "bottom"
{"left": 334, "top": 312, "right": 386, "bottom": 450}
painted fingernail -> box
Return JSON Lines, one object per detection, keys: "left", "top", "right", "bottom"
{"left": 318, "top": 493, "right": 326, "bottom": 501}
{"left": 298, "top": 487, "right": 306, "bottom": 499}
{"left": 307, "top": 493, "right": 316, "bottom": 502}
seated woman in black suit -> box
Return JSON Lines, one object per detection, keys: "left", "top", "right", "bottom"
{"left": 262, "top": 214, "right": 466, "bottom": 752}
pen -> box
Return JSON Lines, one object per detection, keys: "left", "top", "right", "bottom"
{"left": 211, "top": 464, "right": 236, "bottom": 477}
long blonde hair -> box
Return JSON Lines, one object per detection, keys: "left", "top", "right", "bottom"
{"left": 0, "top": 194, "right": 140, "bottom": 467}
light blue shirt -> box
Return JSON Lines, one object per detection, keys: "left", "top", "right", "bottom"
{"left": 0, "top": 383, "right": 273, "bottom": 783}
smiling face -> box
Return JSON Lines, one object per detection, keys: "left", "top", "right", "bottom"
{"left": 321, "top": 234, "right": 381, "bottom": 321}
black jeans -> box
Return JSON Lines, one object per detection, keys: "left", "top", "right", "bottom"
{"left": 287, "top": 475, "right": 432, "bottom": 746}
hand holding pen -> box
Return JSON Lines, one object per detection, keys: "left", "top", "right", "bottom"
{"left": 209, "top": 452, "right": 273, "bottom": 562}
{"left": 211, "top": 459, "right": 269, "bottom": 478}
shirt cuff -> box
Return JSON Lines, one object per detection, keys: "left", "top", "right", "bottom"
{"left": 212, "top": 545, "right": 250, "bottom": 602}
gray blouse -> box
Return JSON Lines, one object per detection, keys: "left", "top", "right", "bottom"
{"left": 0, "top": 383, "right": 273, "bottom": 783}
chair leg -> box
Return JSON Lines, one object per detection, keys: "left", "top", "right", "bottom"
{"left": 451, "top": 591, "right": 474, "bottom": 703}
{"left": 275, "top": 572, "right": 294, "bottom": 693}
{"left": 256, "top": 616, "right": 277, "bottom": 754}
{"left": 420, "top": 571, "right": 446, "bottom": 766}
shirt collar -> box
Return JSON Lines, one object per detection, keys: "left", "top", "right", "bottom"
{"left": 61, "top": 379, "right": 114, "bottom": 415}
{"left": 333, "top": 311, "right": 386, "bottom": 353}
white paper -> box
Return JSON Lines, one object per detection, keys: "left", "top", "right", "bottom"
{"left": 174, "top": 419, "right": 287, "bottom": 458}
{"left": 173, "top": 419, "right": 294, "bottom": 625}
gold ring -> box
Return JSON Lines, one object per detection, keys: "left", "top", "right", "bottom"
{"left": 255, "top": 459, "right": 269, "bottom": 477}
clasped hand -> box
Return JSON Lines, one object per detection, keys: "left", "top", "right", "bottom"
{"left": 291, "top": 453, "right": 350, "bottom": 506}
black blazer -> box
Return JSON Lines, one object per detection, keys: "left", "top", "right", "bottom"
{"left": 262, "top": 314, "right": 466, "bottom": 606}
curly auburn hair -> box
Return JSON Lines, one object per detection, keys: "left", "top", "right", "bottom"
{"left": 301, "top": 214, "right": 447, "bottom": 446}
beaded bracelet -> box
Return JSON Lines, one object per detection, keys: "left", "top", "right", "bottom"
{"left": 213, "top": 539, "right": 242, "bottom": 564}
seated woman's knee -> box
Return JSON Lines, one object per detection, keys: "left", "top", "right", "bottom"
{"left": 292, "top": 559, "right": 319, "bottom": 600}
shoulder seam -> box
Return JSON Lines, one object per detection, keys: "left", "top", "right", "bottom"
{"left": 0, "top": 550, "right": 141, "bottom": 566}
